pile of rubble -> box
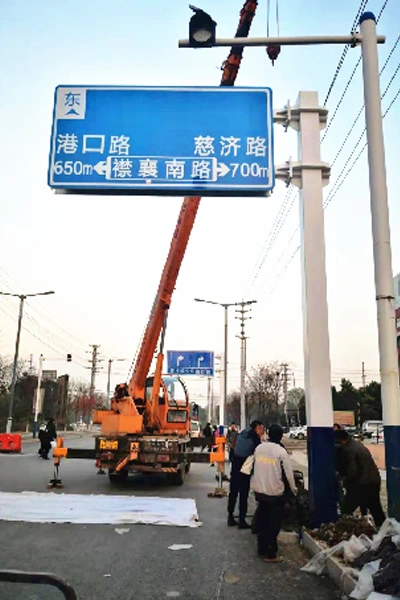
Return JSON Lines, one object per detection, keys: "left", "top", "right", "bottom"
{"left": 310, "top": 515, "right": 377, "bottom": 547}
{"left": 303, "top": 518, "right": 400, "bottom": 599}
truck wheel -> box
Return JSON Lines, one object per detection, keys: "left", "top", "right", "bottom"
{"left": 108, "top": 468, "right": 129, "bottom": 483}
{"left": 167, "top": 469, "right": 184, "bottom": 486}
{"left": 297, "top": 433, "right": 305, "bottom": 440}
{"left": 184, "top": 462, "right": 191, "bottom": 474}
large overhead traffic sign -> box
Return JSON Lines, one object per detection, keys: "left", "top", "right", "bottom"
{"left": 167, "top": 351, "right": 214, "bottom": 376}
{"left": 48, "top": 86, "right": 274, "bottom": 196}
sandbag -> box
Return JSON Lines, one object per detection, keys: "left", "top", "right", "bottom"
{"left": 372, "top": 552, "right": 400, "bottom": 596}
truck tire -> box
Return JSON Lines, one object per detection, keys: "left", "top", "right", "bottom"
{"left": 167, "top": 469, "right": 184, "bottom": 486}
{"left": 184, "top": 462, "right": 191, "bottom": 474}
{"left": 108, "top": 468, "right": 129, "bottom": 483}
{"left": 297, "top": 433, "right": 305, "bottom": 440}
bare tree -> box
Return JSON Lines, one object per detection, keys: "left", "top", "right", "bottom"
{"left": 246, "top": 362, "right": 285, "bottom": 424}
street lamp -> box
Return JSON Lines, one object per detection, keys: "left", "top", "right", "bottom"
{"left": 106, "top": 358, "right": 127, "bottom": 408}
{"left": 0, "top": 290, "right": 55, "bottom": 433}
{"left": 194, "top": 298, "right": 256, "bottom": 426}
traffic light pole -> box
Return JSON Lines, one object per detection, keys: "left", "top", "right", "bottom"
{"left": 360, "top": 13, "right": 400, "bottom": 519}
{"left": 181, "top": 11, "right": 400, "bottom": 522}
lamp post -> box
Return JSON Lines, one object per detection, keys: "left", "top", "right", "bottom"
{"left": 106, "top": 358, "right": 127, "bottom": 408}
{"left": 0, "top": 290, "right": 55, "bottom": 433}
{"left": 194, "top": 298, "right": 256, "bottom": 427}
{"left": 33, "top": 353, "right": 44, "bottom": 438}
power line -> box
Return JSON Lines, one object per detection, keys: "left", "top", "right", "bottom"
{"left": 322, "top": 0, "right": 393, "bottom": 142}
{"left": 244, "top": 185, "right": 296, "bottom": 294}
{"left": 258, "top": 78, "right": 400, "bottom": 302}
{"left": 245, "top": 3, "right": 396, "bottom": 300}
{"left": 322, "top": 56, "right": 362, "bottom": 142}
{"left": 323, "top": 0, "right": 369, "bottom": 107}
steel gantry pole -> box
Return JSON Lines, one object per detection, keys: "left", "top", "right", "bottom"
{"left": 275, "top": 92, "right": 337, "bottom": 526}
{"left": 360, "top": 12, "right": 400, "bottom": 519}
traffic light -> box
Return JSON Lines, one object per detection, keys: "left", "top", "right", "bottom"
{"left": 189, "top": 5, "right": 216, "bottom": 48}
{"left": 67, "top": 354, "right": 72, "bottom": 362}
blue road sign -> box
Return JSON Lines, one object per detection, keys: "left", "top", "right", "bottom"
{"left": 48, "top": 86, "right": 274, "bottom": 196}
{"left": 167, "top": 351, "right": 214, "bottom": 377}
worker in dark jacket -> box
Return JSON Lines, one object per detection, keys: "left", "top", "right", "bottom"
{"left": 335, "top": 429, "right": 385, "bottom": 527}
{"left": 39, "top": 417, "right": 57, "bottom": 460}
{"left": 226, "top": 422, "right": 238, "bottom": 462}
{"left": 227, "top": 420, "right": 264, "bottom": 529}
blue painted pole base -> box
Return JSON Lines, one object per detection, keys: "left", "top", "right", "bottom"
{"left": 307, "top": 426, "right": 338, "bottom": 527}
{"left": 384, "top": 425, "right": 400, "bottom": 520}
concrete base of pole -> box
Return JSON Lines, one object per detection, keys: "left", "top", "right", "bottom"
{"left": 5, "top": 418, "right": 12, "bottom": 434}
{"left": 384, "top": 425, "right": 400, "bottom": 520}
{"left": 307, "top": 427, "right": 338, "bottom": 527}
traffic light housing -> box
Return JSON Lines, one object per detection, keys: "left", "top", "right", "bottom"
{"left": 189, "top": 5, "right": 216, "bottom": 47}
{"left": 67, "top": 354, "right": 72, "bottom": 362}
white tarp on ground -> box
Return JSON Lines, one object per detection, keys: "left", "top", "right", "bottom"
{"left": 0, "top": 491, "right": 200, "bottom": 527}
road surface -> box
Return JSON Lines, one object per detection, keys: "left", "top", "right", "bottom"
{"left": 0, "top": 433, "right": 340, "bottom": 600}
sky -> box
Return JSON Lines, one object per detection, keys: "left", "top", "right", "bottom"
{"left": 0, "top": 0, "right": 399, "bottom": 409}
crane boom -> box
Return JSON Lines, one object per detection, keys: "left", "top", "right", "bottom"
{"left": 129, "top": 196, "right": 201, "bottom": 402}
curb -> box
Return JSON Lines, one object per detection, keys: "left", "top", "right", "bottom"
{"left": 302, "top": 531, "right": 356, "bottom": 596}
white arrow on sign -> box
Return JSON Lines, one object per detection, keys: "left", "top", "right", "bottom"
{"left": 177, "top": 355, "right": 184, "bottom": 367}
{"left": 197, "top": 356, "right": 204, "bottom": 368}
{"left": 216, "top": 162, "right": 230, "bottom": 178}
{"left": 94, "top": 161, "right": 107, "bottom": 175}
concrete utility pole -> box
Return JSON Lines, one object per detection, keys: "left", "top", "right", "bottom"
{"left": 236, "top": 300, "right": 256, "bottom": 430}
{"left": 88, "top": 345, "right": 101, "bottom": 402}
{"left": 281, "top": 363, "right": 289, "bottom": 427}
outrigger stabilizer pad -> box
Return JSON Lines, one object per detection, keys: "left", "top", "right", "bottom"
{"left": 47, "top": 465, "right": 64, "bottom": 489}
{"left": 207, "top": 487, "right": 228, "bottom": 498}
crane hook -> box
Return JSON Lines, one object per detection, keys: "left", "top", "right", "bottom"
{"left": 266, "top": 44, "right": 281, "bottom": 66}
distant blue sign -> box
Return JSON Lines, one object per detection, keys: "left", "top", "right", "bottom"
{"left": 48, "top": 86, "right": 274, "bottom": 195}
{"left": 167, "top": 351, "right": 214, "bottom": 377}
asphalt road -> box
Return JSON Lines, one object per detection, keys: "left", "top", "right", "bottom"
{"left": 0, "top": 434, "right": 340, "bottom": 600}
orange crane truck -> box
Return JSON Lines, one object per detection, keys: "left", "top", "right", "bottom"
{"left": 52, "top": 197, "right": 224, "bottom": 487}
{"left": 51, "top": 0, "right": 258, "bottom": 489}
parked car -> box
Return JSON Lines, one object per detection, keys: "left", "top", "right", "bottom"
{"left": 362, "top": 420, "right": 383, "bottom": 438}
{"left": 190, "top": 421, "right": 201, "bottom": 438}
{"left": 289, "top": 425, "right": 307, "bottom": 440}
{"left": 371, "top": 426, "right": 384, "bottom": 443}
